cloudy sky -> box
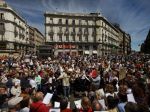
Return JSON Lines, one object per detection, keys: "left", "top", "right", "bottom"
{"left": 5, "top": 0, "right": 150, "bottom": 51}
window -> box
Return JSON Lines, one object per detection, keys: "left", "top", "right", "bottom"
{"left": 79, "top": 20, "right": 81, "bottom": 25}
{"left": 72, "top": 27, "right": 76, "bottom": 35}
{"left": 85, "top": 36, "right": 88, "bottom": 42}
{"left": 79, "top": 35, "right": 82, "bottom": 41}
{"left": 66, "top": 19, "right": 68, "bottom": 25}
{"left": 78, "top": 45, "right": 82, "bottom": 49}
{"left": 66, "top": 36, "right": 69, "bottom": 41}
{"left": 0, "top": 23, "right": 5, "bottom": 31}
{"left": 93, "top": 45, "right": 97, "bottom": 50}
{"left": 72, "top": 20, "right": 75, "bottom": 25}
{"left": 59, "top": 27, "right": 62, "bottom": 31}
{"left": 0, "top": 23, "right": 5, "bottom": 35}
{"left": 72, "top": 35, "right": 75, "bottom": 41}
{"left": 0, "top": 13, "right": 4, "bottom": 19}
{"left": 92, "top": 28, "right": 95, "bottom": 36}
{"left": 65, "top": 27, "right": 69, "bottom": 35}
{"left": 58, "top": 19, "right": 62, "bottom": 24}
{"left": 49, "top": 18, "right": 53, "bottom": 23}
{"left": 84, "top": 28, "right": 88, "bottom": 35}
{"left": 58, "top": 27, "right": 63, "bottom": 35}
{"left": 78, "top": 28, "right": 82, "bottom": 35}
{"left": 86, "top": 20, "right": 88, "bottom": 25}
{"left": 59, "top": 35, "right": 62, "bottom": 41}
{"left": 50, "top": 35, "right": 53, "bottom": 41}
{"left": 85, "top": 45, "right": 89, "bottom": 50}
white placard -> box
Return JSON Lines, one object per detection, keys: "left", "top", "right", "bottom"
{"left": 97, "top": 89, "right": 105, "bottom": 97}
{"left": 49, "top": 108, "right": 60, "bottom": 112}
{"left": 74, "top": 100, "right": 81, "bottom": 108}
{"left": 98, "top": 99, "right": 106, "bottom": 109}
{"left": 54, "top": 102, "right": 60, "bottom": 108}
{"left": 127, "top": 93, "right": 136, "bottom": 103}
{"left": 43, "top": 93, "right": 53, "bottom": 104}
{"left": 67, "top": 102, "right": 70, "bottom": 108}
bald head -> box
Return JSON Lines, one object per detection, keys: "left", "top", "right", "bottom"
{"left": 35, "top": 92, "right": 44, "bottom": 101}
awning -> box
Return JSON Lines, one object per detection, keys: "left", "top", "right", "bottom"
{"left": 93, "top": 50, "right": 98, "bottom": 54}
{"left": 84, "top": 51, "right": 90, "bottom": 54}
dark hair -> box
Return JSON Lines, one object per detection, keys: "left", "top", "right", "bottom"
{"left": 81, "top": 97, "right": 91, "bottom": 111}
{"left": 60, "top": 97, "right": 68, "bottom": 110}
{"left": 20, "top": 95, "right": 30, "bottom": 109}
{"left": 106, "top": 96, "right": 118, "bottom": 109}
{"left": 118, "top": 93, "right": 127, "bottom": 103}
{"left": 125, "top": 102, "right": 139, "bottom": 112}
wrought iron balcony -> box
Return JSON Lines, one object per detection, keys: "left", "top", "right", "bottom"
{"left": 14, "top": 30, "right": 18, "bottom": 37}
{"left": 84, "top": 29, "right": 89, "bottom": 36}
{"left": 71, "top": 31, "right": 76, "bottom": 35}
{"left": 64, "top": 30, "right": 69, "bottom": 35}
{"left": 0, "top": 28, "right": 5, "bottom": 35}
{"left": 48, "top": 30, "right": 54, "bottom": 36}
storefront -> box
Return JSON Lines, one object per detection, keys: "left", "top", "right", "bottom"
{"left": 55, "top": 44, "right": 78, "bottom": 56}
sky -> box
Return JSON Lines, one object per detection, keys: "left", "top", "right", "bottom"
{"left": 5, "top": 0, "right": 150, "bottom": 51}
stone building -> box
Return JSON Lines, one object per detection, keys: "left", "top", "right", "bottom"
{"left": 0, "top": 1, "right": 44, "bottom": 56}
{"left": 44, "top": 12, "right": 120, "bottom": 56}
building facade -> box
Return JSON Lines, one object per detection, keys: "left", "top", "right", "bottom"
{"left": 0, "top": 1, "right": 44, "bottom": 56}
{"left": 45, "top": 12, "right": 120, "bottom": 56}
{"left": 34, "top": 28, "right": 45, "bottom": 54}
{"left": 123, "top": 33, "right": 131, "bottom": 55}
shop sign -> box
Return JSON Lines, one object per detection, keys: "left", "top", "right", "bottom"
{"left": 56, "top": 44, "right": 76, "bottom": 49}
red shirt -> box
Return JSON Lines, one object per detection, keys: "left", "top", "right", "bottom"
{"left": 61, "top": 108, "right": 72, "bottom": 112}
{"left": 79, "top": 107, "right": 93, "bottom": 112}
{"left": 30, "top": 101, "right": 49, "bottom": 112}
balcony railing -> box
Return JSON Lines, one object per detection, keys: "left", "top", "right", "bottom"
{"left": 57, "top": 30, "right": 63, "bottom": 35}
{"left": 71, "top": 31, "right": 76, "bottom": 35}
{"left": 14, "top": 31, "right": 18, "bottom": 37}
{"left": 77, "top": 30, "right": 82, "bottom": 35}
{"left": 64, "top": 30, "right": 69, "bottom": 35}
{"left": 48, "top": 30, "right": 54, "bottom": 36}
{"left": 0, "top": 28, "right": 5, "bottom": 35}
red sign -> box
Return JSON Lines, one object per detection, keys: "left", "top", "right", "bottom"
{"left": 56, "top": 44, "right": 76, "bottom": 49}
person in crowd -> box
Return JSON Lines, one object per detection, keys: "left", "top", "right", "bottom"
{"left": 92, "top": 99, "right": 103, "bottom": 111}
{"left": 6, "top": 74, "right": 14, "bottom": 97}
{"left": 117, "top": 93, "right": 127, "bottom": 112}
{"left": 0, "top": 83, "right": 8, "bottom": 111}
{"left": 29, "top": 75, "right": 37, "bottom": 91}
{"left": 35, "top": 74, "right": 42, "bottom": 91}
{"left": 10, "top": 80, "right": 21, "bottom": 96}
{"left": 8, "top": 96, "right": 23, "bottom": 112}
{"left": 19, "top": 94, "right": 30, "bottom": 112}
{"left": 79, "top": 96, "right": 93, "bottom": 112}
{"left": 57, "top": 67, "right": 70, "bottom": 98}
{"left": 0, "top": 53, "right": 150, "bottom": 111}
{"left": 90, "top": 68, "right": 101, "bottom": 90}
{"left": 124, "top": 102, "right": 139, "bottom": 112}
{"left": 60, "top": 97, "right": 72, "bottom": 112}
{"left": 106, "top": 96, "right": 119, "bottom": 112}
{"left": 30, "top": 92, "right": 50, "bottom": 112}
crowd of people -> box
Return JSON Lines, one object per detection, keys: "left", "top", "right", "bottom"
{"left": 0, "top": 53, "right": 150, "bottom": 112}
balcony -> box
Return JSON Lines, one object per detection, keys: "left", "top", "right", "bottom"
{"left": 84, "top": 29, "right": 89, "bottom": 36}
{"left": 14, "top": 30, "right": 18, "bottom": 37}
{"left": 64, "top": 29, "right": 69, "bottom": 35}
{"left": 0, "top": 29, "right": 5, "bottom": 35}
{"left": 77, "top": 28, "right": 82, "bottom": 36}
{"left": 71, "top": 31, "right": 76, "bottom": 35}
{"left": 48, "top": 30, "right": 54, "bottom": 36}
{"left": 19, "top": 33, "right": 25, "bottom": 39}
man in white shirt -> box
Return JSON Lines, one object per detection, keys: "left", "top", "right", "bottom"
{"left": 57, "top": 68, "right": 70, "bottom": 97}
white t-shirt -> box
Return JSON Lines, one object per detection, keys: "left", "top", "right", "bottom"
{"left": 29, "top": 79, "right": 37, "bottom": 89}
